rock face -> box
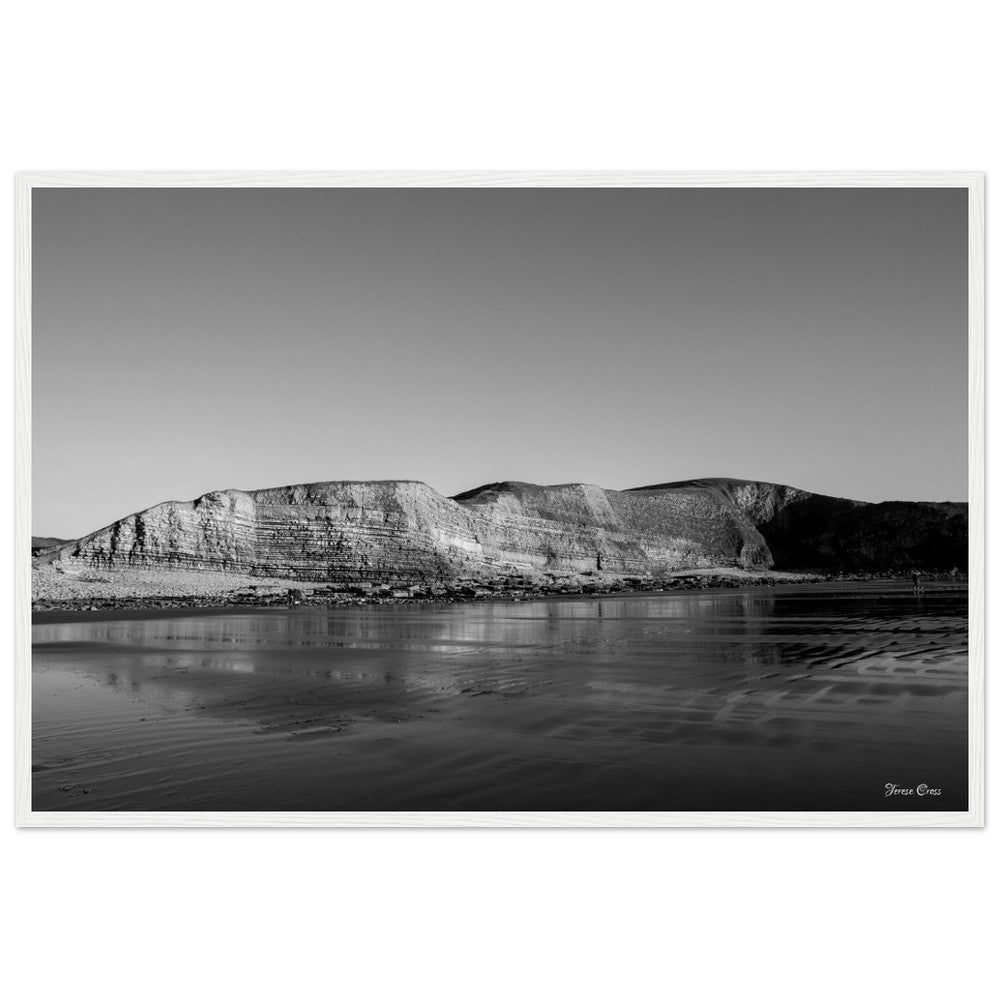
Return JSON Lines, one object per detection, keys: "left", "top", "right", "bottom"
{"left": 756, "top": 496, "right": 969, "bottom": 571}
{"left": 629, "top": 479, "right": 968, "bottom": 572}
{"left": 453, "top": 480, "right": 772, "bottom": 573}
{"left": 41, "top": 476, "right": 968, "bottom": 582}
{"left": 46, "top": 482, "right": 483, "bottom": 582}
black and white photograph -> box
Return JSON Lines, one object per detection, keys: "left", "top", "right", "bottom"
{"left": 4, "top": 4, "right": 998, "bottom": 999}
{"left": 19, "top": 176, "right": 981, "bottom": 823}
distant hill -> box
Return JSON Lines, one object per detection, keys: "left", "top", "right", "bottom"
{"left": 31, "top": 536, "right": 70, "bottom": 555}
{"left": 35, "top": 477, "right": 968, "bottom": 581}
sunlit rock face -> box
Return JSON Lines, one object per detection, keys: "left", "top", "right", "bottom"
{"left": 55, "top": 482, "right": 486, "bottom": 582}
{"left": 456, "top": 481, "right": 771, "bottom": 574}
{"left": 43, "top": 476, "right": 968, "bottom": 582}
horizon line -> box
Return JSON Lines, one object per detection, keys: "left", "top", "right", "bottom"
{"left": 32, "top": 473, "right": 970, "bottom": 542}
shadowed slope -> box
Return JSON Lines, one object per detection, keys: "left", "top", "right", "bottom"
{"left": 759, "top": 496, "right": 968, "bottom": 571}
{"left": 631, "top": 478, "right": 967, "bottom": 571}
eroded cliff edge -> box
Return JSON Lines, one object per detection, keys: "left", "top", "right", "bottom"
{"left": 38, "top": 477, "right": 968, "bottom": 584}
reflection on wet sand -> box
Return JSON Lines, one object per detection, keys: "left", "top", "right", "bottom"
{"left": 32, "top": 583, "right": 968, "bottom": 811}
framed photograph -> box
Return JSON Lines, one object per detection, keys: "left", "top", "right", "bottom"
{"left": 15, "top": 171, "right": 984, "bottom": 827}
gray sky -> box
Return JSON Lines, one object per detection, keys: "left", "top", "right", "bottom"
{"left": 32, "top": 187, "right": 968, "bottom": 538}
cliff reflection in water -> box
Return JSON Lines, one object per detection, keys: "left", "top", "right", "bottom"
{"left": 32, "top": 583, "right": 968, "bottom": 812}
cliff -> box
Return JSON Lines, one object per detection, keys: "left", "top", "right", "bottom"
{"left": 755, "top": 496, "right": 969, "bottom": 571}
{"left": 39, "top": 476, "right": 968, "bottom": 582}
{"left": 629, "top": 478, "right": 967, "bottom": 572}
{"left": 453, "top": 480, "right": 771, "bottom": 573}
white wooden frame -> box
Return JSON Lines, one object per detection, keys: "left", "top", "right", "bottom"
{"left": 14, "top": 171, "right": 985, "bottom": 828}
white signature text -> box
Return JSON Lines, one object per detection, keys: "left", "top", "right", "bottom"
{"left": 884, "top": 782, "right": 942, "bottom": 797}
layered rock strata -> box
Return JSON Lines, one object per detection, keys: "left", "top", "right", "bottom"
{"left": 40, "top": 477, "right": 968, "bottom": 583}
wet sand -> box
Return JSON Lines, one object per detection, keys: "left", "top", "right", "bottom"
{"left": 31, "top": 583, "right": 969, "bottom": 812}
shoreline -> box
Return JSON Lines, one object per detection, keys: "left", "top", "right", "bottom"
{"left": 31, "top": 567, "right": 966, "bottom": 620}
